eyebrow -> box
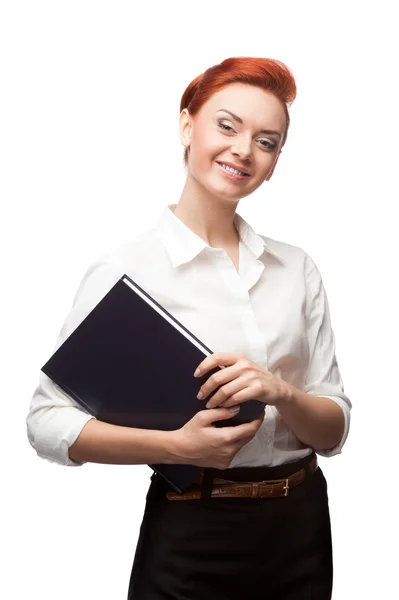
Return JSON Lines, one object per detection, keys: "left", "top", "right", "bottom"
{"left": 216, "top": 109, "right": 282, "bottom": 138}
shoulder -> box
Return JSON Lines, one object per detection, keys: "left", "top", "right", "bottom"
{"left": 94, "top": 226, "right": 165, "bottom": 271}
{"left": 68, "top": 227, "right": 164, "bottom": 321}
{"left": 258, "top": 234, "right": 318, "bottom": 277}
{"left": 77, "top": 226, "right": 171, "bottom": 297}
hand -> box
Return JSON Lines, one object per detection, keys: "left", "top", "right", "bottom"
{"left": 172, "top": 406, "right": 265, "bottom": 469}
{"left": 194, "top": 352, "right": 291, "bottom": 409}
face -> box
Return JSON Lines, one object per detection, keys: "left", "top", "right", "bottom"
{"left": 179, "top": 82, "right": 287, "bottom": 202}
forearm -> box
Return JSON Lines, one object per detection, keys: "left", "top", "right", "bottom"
{"left": 68, "top": 418, "right": 180, "bottom": 465}
{"left": 276, "top": 384, "right": 345, "bottom": 451}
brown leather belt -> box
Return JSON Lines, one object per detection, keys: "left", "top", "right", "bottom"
{"left": 166, "top": 455, "right": 318, "bottom": 501}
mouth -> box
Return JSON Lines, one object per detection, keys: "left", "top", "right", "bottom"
{"left": 216, "top": 161, "right": 250, "bottom": 179}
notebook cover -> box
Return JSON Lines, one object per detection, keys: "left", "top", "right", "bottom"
{"left": 41, "top": 274, "right": 265, "bottom": 492}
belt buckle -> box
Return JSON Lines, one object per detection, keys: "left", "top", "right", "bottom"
{"left": 262, "top": 477, "right": 290, "bottom": 497}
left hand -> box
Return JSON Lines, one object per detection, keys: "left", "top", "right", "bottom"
{"left": 194, "top": 352, "right": 292, "bottom": 409}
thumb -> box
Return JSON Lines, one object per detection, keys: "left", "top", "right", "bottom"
{"left": 201, "top": 405, "right": 240, "bottom": 425}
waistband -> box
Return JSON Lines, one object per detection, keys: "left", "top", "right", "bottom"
{"left": 199, "top": 451, "right": 316, "bottom": 483}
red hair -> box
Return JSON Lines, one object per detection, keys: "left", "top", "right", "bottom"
{"left": 180, "top": 57, "right": 297, "bottom": 164}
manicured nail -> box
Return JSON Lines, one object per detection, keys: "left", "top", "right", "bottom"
{"left": 194, "top": 368, "right": 200, "bottom": 377}
{"left": 229, "top": 406, "right": 240, "bottom": 412}
{"left": 197, "top": 391, "right": 203, "bottom": 400}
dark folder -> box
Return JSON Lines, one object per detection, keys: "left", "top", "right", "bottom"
{"left": 41, "top": 274, "right": 265, "bottom": 492}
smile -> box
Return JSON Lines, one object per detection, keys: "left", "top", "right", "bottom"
{"left": 217, "top": 162, "right": 249, "bottom": 176}
{"left": 216, "top": 162, "right": 250, "bottom": 180}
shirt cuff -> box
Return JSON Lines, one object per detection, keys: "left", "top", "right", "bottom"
{"left": 313, "top": 394, "right": 351, "bottom": 457}
{"left": 29, "top": 408, "right": 96, "bottom": 466}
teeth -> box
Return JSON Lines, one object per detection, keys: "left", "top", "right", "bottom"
{"left": 220, "top": 163, "right": 247, "bottom": 176}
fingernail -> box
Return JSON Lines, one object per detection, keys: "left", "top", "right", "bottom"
{"left": 194, "top": 368, "right": 200, "bottom": 377}
{"left": 229, "top": 406, "right": 240, "bottom": 412}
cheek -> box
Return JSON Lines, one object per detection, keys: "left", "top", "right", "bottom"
{"left": 190, "top": 130, "right": 225, "bottom": 170}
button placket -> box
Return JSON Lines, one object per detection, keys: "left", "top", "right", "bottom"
{"left": 209, "top": 247, "right": 270, "bottom": 366}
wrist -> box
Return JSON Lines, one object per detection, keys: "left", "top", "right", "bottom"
{"left": 162, "top": 430, "right": 187, "bottom": 465}
{"left": 275, "top": 381, "right": 295, "bottom": 409}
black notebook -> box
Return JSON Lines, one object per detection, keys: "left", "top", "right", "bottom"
{"left": 41, "top": 274, "right": 265, "bottom": 492}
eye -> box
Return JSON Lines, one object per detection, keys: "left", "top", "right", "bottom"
{"left": 258, "top": 139, "right": 277, "bottom": 150}
{"left": 217, "top": 120, "right": 235, "bottom": 132}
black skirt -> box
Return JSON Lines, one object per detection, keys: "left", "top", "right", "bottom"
{"left": 127, "top": 452, "right": 333, "bottom": 600}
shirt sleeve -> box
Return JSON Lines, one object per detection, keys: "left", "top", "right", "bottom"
{"left": 26, "top": 257, "right": 124, "bottom": 466}
{"left": 303, "top": 253, "right": 352, "bottom": 457}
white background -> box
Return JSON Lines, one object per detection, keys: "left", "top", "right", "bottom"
{"left": 1, "top": 1, "right": 398, "bottom": 598}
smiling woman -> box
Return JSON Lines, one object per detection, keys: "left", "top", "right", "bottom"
{"left": 27, "top": 56, "right": 350, "bottom": 600}
{"left": 125, "top": 58, "right": 349, "bottom": 599}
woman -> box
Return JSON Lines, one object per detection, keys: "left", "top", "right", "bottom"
{"left": 27, "top": 57, "right": 351, "bottom": 599}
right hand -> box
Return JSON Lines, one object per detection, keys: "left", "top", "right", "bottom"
{"left": 171, "top": 406, "right": 265, "bottom": 469}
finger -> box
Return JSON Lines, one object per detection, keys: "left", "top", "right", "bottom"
{"left": 199, "top": 366, "right": 243, "bottom": 405}
{"left": 198, "top": 406, "right": 241, "bottom": 424}
{"left": 224, "top": 414, "right": 264, "bottom": 441}
{"left": 253, "top": 410, "right": 266, "bottom": 426}
{"left": 217, "top": 387, "right": 253, "bottom": 409}
{"left": 195, "top": 352, "right": 245, "bottom": 378}
{"left": 254, "top": 412, "right": 265, "bottom": 428}
{"left": 207, "top": 377, "right": 264, "bottom": 409}
{"left": 218, "top": 383, "right": 267, "bottom": 409}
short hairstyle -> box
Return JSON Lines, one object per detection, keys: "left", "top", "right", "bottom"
{"left": 180, "top": 57, "right": 297, "bottom": 165}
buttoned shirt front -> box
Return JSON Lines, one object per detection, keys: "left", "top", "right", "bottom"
{"left": 27, "top": 203, "right": 351, "bottom": 468}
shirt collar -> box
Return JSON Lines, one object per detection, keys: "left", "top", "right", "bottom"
{"left": 155, "top": 204, "right": 285, "bottom": 268}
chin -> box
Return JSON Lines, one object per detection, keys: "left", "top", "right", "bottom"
{"left": 204, "top": 179, "right": 242, "bottom": 202}
{"left": 211, "top": 177, "right": 257, "bottom": 202}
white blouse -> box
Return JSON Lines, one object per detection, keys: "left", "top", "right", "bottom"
{"left": 27, "top": 203, "right": 351, "bottom": 468}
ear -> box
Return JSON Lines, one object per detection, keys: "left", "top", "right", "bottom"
{"left": 179, "top": 108, "right": 193, "bottom": 149}
{"left": 265, "top": 149, "right": 282, "bottom": 181}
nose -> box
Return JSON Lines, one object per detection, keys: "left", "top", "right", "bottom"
{"left": 231, "top": 137, "right": 252, "bottom": 161}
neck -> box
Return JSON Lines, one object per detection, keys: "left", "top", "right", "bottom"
{"left": 173, "top": 174, "right": 240, "bottom": 248}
